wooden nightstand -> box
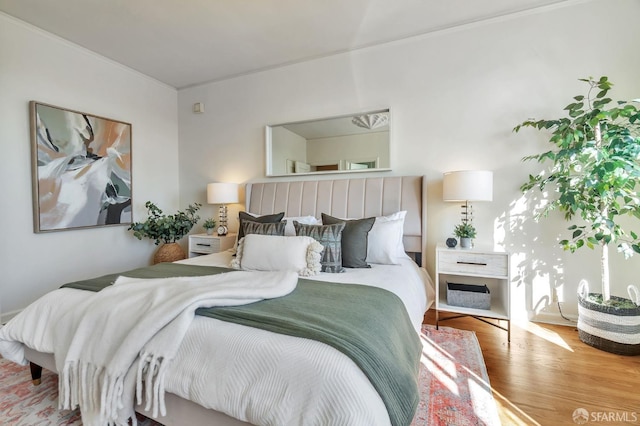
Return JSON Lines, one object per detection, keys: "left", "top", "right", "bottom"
{"left": 435, "top": 243, "right": 511, "bottom": 341}
{"left": 188, "top": 233, "right": 236, "bottom": 257}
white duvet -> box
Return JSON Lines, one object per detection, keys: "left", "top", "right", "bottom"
{"left": 0, "top": 251, "right": 434, "bottom": 426}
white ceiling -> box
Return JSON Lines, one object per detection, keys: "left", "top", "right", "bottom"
{"left": 0, "top": 0, "right": 571, "bottom": 89}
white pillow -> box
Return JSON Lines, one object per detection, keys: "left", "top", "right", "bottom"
{"left": 366, "top": 211, "right": 408, "bottom": 265}
{"left": 366, "top": 218, "right": 404, "bottom": 264}
{"left": 381, "top": 211, "right": 407, "bottom": 221}
{"left": 283, "top": 216, "right": 319, "bottom": 236}
{"left": 231, "top": 234, "right": 323, "bottom": 276}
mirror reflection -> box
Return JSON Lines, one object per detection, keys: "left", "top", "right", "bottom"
{"left": 266, "top": 109, "right": 391, "bottom": 177}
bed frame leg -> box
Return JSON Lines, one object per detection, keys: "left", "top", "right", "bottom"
{"left": 30, "top": 362, "right": 42, "bottom": 386}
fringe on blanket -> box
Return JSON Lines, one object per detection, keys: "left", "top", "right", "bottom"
{"left": 59, "top": 355, "right": 170, "bottom": 425}
{"left": 59, "top": 360, "right": 128, "bottom": 425}
{"left": 136, "top": 351, "right": 169, "bottom": 418}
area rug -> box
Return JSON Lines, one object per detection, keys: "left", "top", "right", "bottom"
{"left": 0, "top": 358, "right": 161, "bottom": 426}
{"left": 0, "top": 325, "right": 499, "bottom": 425}
{"left": 412, "top": 325, "right": 500, "bottom": 426}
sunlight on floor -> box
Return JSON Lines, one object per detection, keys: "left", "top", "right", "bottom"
{"left": 468, "top": 376, "right": 497, "bottom": 425}
{"left": 491, "top": 387, "right": 542, "bottom": 426}
{"left": 419, "top": 329, "right": 503, "bottom": 424}
{"left": 420, "top": 335, "right": 459, "bottom": 396}
{"left": 514, "top": 319, "right": 574, "bottom": 351}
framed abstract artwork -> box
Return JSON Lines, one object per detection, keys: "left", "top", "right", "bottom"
{"left": 30, "top": 101, "right": 133, "bottom": 232}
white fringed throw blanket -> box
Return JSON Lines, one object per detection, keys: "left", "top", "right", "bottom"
{"left": 51, "top": 270, "right": 298, "bottom": 426}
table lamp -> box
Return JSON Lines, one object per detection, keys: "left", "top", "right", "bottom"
{"left": 443, "top": 170, "right": 493, "bottom": 223}
{"left": 206, "top": 182, "right": 239, "bottom": 236}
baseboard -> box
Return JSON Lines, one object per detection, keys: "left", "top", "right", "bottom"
{"left": 531, "top": 310, "right": 578, "bottom": 327}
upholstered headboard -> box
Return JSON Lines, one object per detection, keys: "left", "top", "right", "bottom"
{"left": 245, "top": 176, "right": 426, "bottom": 259}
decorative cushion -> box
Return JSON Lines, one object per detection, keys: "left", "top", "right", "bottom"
{"left": 242, "top": 220, "right": 286, "bottom": 237}
{"left": 366, "top": 218, "right": 405, "bottom": 265}
{"left": 294, "top": 221, "right": 345, "bottom": 273}
{"left": 366, "top": 211, "right": 408, "bottom": 264}
{"left": 321, "top": 213, "right": 375, "bottom": 269}
{"left": 284, "top": 216, "right": 319, "bottom": 236}
{"left": 237, "top": 211, "right": 285, "bottom": 241}
{"left": 230, "top": 234, "right": 323, "bottom": 277}
{"left": 378, "top": 211, "right": 408, "bottom": 257}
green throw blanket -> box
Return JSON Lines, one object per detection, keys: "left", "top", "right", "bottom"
{"left": 62, "top": 263, "right": 421, "bottom": 426}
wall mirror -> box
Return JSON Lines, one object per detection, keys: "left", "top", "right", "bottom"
{"left": 265, "top": 109, "right": 391, "bottom": 177}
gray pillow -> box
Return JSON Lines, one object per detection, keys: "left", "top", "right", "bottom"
{"left": 294, "top": 221, "right": 345, "bottom": 273}
{"left": 237, "top": 211, "right": 285, "bottom": 240}
{"left": 242, "top": 220, "right": 286, "bottom": 237}
{"left": 321, "top": 213, "right": 375, "bottom": 268}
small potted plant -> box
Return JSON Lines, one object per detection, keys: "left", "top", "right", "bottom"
{"left": 203, "top": 218, "right": 217, "bottom": 235}
{"left": 454, "top": 222, "right": 477, "bottom": 249}
{"left": 129, "top": 201, "right": 201, "bottom": 263}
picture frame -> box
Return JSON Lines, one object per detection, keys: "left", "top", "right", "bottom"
{"left": 30, "top": 101, "right": 133, "bottom": 232}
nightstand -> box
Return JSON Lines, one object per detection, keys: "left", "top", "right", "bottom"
{"left": 435, "top": 243, "right": 511, "bottom": 341}
{"left": 188, "top": 233, "right": 236, "bottom": 257}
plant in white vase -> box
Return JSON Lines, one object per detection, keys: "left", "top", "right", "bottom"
{"left": 203, "top": 218, "right": 217, "bottom": 235}
{"left": 454, "top": 222, "right": 476, "bottom": 249}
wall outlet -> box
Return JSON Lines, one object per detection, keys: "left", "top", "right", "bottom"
{"left": 552, "top": 287, "right": 559, "bottom": 303}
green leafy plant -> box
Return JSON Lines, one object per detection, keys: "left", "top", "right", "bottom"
{"left": 202, "top": 218, "right": 217, "bottom": 230}
{"left": 514, "top": 76, "right": 640, "bottom": 302}
{"left": 129, "top": 201, "right": 202, "bottom": 245}
{"left": 454, "top": 222, "right": 477, "bottom": 239}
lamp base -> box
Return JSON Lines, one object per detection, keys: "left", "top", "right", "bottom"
{"left": 461, "top": 200, "right": 473, "bottom": 223}
{"left": 217, "top": 205, "right": 229, "bottom": 236}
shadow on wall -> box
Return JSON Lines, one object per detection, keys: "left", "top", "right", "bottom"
{"left": 498, "top": 188, "right": 574, "bottom": 323}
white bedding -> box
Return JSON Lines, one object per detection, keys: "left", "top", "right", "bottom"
{"left": 0, "top": 251, "right": 434, "bottom": 426}
{"left": 180, "top": 250, "right": 434, "bottom": 332}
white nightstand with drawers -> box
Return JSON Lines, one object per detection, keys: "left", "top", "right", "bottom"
{"left": 435, "top": 243, "right": 511, "bottom": 341}
{"left": 188, "top": 233, "right": 236, "bottom": 257}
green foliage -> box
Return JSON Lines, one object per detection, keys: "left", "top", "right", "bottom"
{"left": 454, "top": 222, "right": 477, "bottom": 239}
{"left": 514, "top": 76, "right": 640, "bottom": 258}
{"left": 587, "top": 293, "right": 639, "bottom": 309}
{"left": 128, "top": 201, "right": 201, "bottom": 245}
{"left": 202, "top": 218, "right": 217, "bottom": 229}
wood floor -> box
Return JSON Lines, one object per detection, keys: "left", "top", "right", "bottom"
{"left": 422, "top": 310, "right": 640, "bottom": 425}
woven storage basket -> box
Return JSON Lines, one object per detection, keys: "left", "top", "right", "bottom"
{"left": 447, "top": 282, "right": 490, "bottom": 310}
{"left": 577, "top": 281, "right": 640, "bottom": 356}
{"left": 153, "top": 242, "right": 186, "bottom": 264}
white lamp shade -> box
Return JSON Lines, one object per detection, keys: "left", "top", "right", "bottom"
{"left": 443, "top": 170, "right": 493, "bottom": 202}
{"left": 207, "top": 182, "right": 239, "bottom": 204}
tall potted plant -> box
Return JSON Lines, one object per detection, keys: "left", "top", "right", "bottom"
{"left": 129, "top": 201, "right": 201, "bottom": 264}
{"left": 514, "top": 76, "right": 640, "bottom": 355}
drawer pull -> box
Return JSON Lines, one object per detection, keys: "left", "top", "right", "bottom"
{"left": 457, "top": 261, "right": 487, "bottom": 266}
{"left": 196, "top": 243, "right": 212, "bottom": 247}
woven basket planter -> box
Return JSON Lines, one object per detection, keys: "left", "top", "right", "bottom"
{"left": 153, "top": 242, "right": 186, "bottom": 264}
{"left": 577, "top": 283, "right": 640, "bottom": 356}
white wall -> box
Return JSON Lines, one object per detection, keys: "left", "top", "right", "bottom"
{"left": 178, "top": 0, "right": 640, "bottom": 323}
{"left": 0, "top": 13, "right": 180, "bottom": 321}
{"left": 270, "top": 126, "right": 307, "bottom": 175}
{"left": 307, "top": 131, "right": 389, "bottom": 169}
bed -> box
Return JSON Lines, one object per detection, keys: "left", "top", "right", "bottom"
{"left": 1, "top": 175, "right": 434, "bottom": 426}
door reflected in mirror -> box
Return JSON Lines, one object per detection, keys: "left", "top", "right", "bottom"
{"left": 266, "top": 109, "right": 391, "bottom": 177}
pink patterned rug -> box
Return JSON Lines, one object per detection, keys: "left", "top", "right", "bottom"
{"left": 0, "top": 325, "right": 498, "bottom": 425}
{"left": 412, "top": 325, "right": 500, "bottom": 426}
